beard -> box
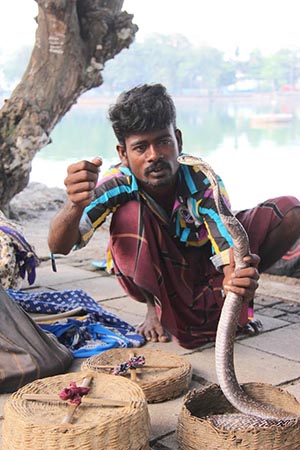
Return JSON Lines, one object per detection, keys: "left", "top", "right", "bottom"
{"left": 127, "top": 157, "right": 178, "bottom": 192}
{"left": 142, "top": 174, "right": 175, "bottom": 189}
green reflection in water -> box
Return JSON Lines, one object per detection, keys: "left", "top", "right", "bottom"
{"left": 37, "top": 97, "right": 300, "bottom": 162}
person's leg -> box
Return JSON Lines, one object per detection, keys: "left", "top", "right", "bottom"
{"left": 135, "top": 291, "right": 170, "bottom": 343}
{"left": 236, "top": 196, "right": 300, "bottom": 335}
{"left": 257, "top": 206, "right": 300, "bottom": 272}
{"left": 237, "top": 196, "right": 300, "bottom": 272}
{"left": 109, "top": 200, "right": 170, "bottom": 343}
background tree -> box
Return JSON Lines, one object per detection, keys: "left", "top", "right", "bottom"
{"left": 246, "top": 49, "right": 264, "bottom": 91}
{"left": 261, "top": 49, "right": 295, "bottom": 91}
{"left": 0, "top": 0, "right": 137, "bottom": 213}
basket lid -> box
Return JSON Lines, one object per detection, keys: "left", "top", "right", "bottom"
{"left": 81, "top": 348, "right": 192, "bottom": 403}
{"left": 3, "top": 371, "right": 150, "bottom": 450}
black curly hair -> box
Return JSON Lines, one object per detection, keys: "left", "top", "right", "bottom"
{"left": 108, "top": 84, "right": 177, "bottom": 146}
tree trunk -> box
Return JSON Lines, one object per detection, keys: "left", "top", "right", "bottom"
{"left": 0, "top": 0, "right": 137, "bottom": 213}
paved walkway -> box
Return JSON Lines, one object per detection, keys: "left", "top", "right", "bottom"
{"left": 1, "top": 252, "right": 300, "bottom": 449}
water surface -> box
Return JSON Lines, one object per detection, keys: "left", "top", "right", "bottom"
{"left": 31, "top": 95, "right": 300, "bottom": 210}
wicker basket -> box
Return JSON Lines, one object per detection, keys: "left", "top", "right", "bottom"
{"left": 2, "top": 371, "right": 150, "bottom": 450}
{"left": 81, "top": 348, "right": 192, "bottom": 403}
{"left": 177, "top": 383, "right": 300, "bottom": 450}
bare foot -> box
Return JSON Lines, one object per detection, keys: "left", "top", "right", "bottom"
{"left": 136, "top": 302, "right": 170, "bottom": 343}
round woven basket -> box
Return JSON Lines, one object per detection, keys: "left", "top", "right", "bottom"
{"left": 2, "top": 371, "right": 150, "bottom": 450}
{"left": 81, "top": 348, "right": 192, "bottom": 403}
{"left": 177, "top": 383, "right": 300, "bottom": 450}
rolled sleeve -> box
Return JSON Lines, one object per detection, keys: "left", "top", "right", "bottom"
{"left": 74, "top": 213, "right": 94, "bottom": 250}
{"left": 210, "top": 248, "right": 231, "bottom": 271}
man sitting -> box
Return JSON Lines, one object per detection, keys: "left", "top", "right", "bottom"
{"left": 48, "top": 84, "right": 300, "bottom": 349}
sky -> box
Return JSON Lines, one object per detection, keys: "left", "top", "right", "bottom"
{"left": 0, "top": 0, "right": 299, "bottom": 57}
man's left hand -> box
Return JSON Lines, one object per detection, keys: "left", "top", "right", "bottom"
{"left": 223, "top": 249, "right": 260, "bottom": 302}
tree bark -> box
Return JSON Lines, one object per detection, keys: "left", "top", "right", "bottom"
{"left": 0, "top": 0, "right": 137, "bottom": 213}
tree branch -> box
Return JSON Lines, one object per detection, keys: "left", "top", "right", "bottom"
{"left": 0, "top": 0, "right": 137, "bottom": 212}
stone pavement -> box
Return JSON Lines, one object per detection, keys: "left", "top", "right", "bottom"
{"left": 1, "top": 252, "right": 300, "bottom": 449}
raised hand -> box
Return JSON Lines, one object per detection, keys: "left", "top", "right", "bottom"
{"left": 64, "top": 157, "right": 102, "bottom": 208}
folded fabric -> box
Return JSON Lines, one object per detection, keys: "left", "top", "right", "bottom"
{"left": 0, "top": 210, "right": 39, "bottom": 288}
{"left": 7, "top": 288, "right": 145, "bottom": 357}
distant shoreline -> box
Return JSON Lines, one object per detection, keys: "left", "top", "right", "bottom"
{"left": 74, "top": 91, "right": 300, "bottom": 109}
{"left": 2, "top": 91, "right": 300, "bottom": 111}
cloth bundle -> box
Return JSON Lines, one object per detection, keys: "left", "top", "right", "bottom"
{"left": 7, "top": 288, "right": 146, "bottom": 357}
{"left": 0, "top": 210, "right": 39, "bottom": 288}
{"left": 0, "top": 285, "right": 73, "bottom": 393}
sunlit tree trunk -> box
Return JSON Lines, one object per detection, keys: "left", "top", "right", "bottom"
{"left": 0, "top": 0, "right": 137, "bottom": 213}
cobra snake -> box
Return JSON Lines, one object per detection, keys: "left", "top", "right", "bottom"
{"left": 177, "top": 154, "right": 299, "bottom": 430}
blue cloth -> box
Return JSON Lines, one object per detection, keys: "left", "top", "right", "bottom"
{"left": 7, "top": 288, "right": 145, "bottom": 357}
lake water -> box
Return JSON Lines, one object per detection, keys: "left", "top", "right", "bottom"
{"left": 30, "top": 94, "right": 300, "bottom": 211}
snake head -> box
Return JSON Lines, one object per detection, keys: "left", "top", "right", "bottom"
{"left": 177, "top": 154, "right": 203, "bottom": 166}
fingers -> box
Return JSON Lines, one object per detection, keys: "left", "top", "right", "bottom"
{"left": 64, "top": 158, "right": 102, "bottom": 207}
{"left": 234, "top": 266, "right": 260, "bottom": 281}
{"left": 223, "top": 251, "right": 261, "bottom": 301}
{"left": 66, "top": 158, "right": 102, "bottom": 180}
{"left": 243, "top": 252, "right": 261, "bottom": 268}
{"left": 224, "top": 263, "right": 260, "bottom": 300}
{"left": 224, "top": 270, "right": 259, "bottom": 300}
{"left": 224, "top": 279, "right": 259, "bottom": 300}
{"left": 91, "top": 156, "right": 103, "bottom": 167}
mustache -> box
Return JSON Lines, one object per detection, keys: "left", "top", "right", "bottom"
{"left": 144, "top": 159, "right": 171, "bottom": 175}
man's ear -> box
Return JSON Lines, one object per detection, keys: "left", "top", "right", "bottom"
{"left": 175, "top": 129, "right": 183, "bottom": 151}
{"left": 116, "top": 144, "right": 128, "bottom": 165}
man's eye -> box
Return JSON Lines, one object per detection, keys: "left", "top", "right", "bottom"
{"left": 134, "top": 145, "right": 147, "bottom": 152}
{"left": 159, "top": 138, "right": 172, "bottom": 146}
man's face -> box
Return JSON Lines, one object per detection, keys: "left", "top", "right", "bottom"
{"left": 117, "top": 125, "right": 182, "bottom": 195}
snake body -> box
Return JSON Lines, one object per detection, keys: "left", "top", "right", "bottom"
{"left": 177, "top": 154, "right": 298, "bottom": 429}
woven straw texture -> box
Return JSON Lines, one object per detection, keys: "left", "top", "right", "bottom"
{"left": 3, "top": 371, "right": 150, "bottom": 450}
{"left": 81, "top": 348, "right": 192, "bottom": 403}
{"left": 177, "top": 383, "right": 300, "bottom": 450}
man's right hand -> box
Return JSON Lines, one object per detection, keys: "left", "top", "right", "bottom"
{"left": 64, "top": 157, "right": 102, "bottom": 208}
{"left": 48, "top": 157, "right": 103, "bottom": 255}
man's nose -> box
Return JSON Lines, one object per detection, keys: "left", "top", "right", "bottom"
{"left": 147, "top": 143, "right": 161, "bottom": 161}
